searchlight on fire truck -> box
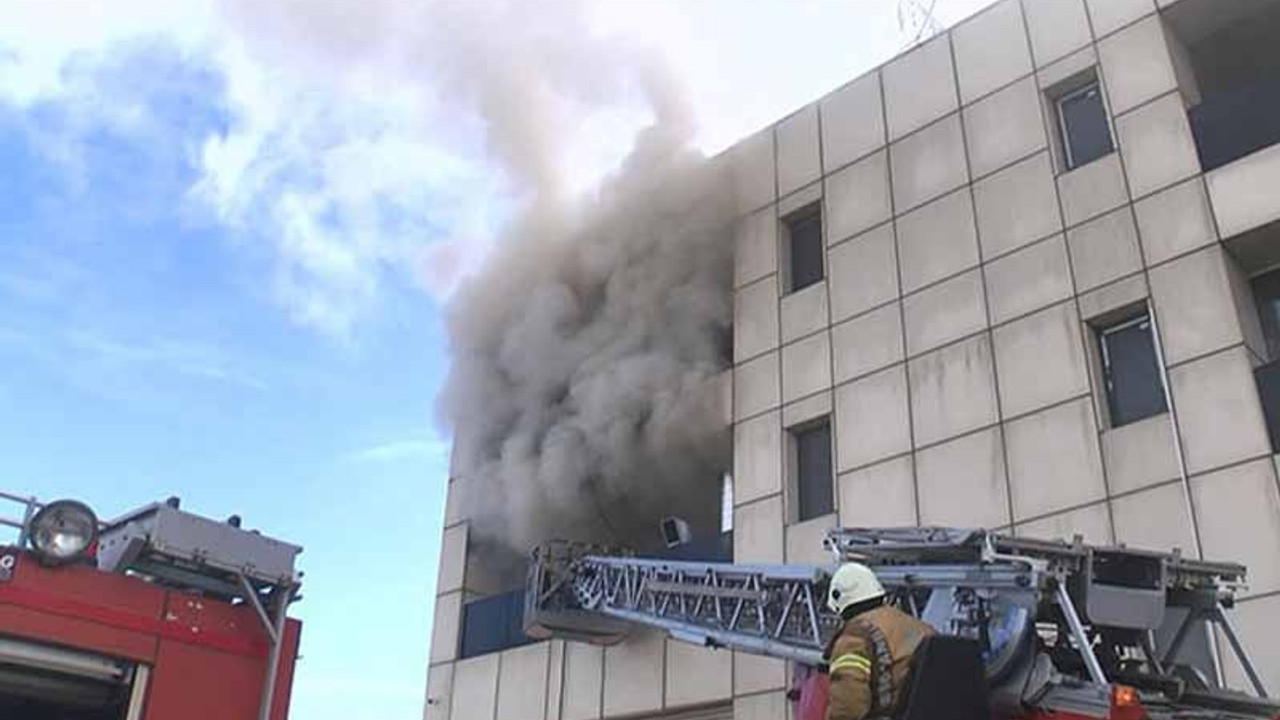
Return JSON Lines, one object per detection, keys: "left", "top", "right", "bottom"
{"left": 0, "top": 490, "right": 302, "bottom": 720}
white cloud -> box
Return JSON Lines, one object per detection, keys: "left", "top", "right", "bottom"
{"left": 62, "top": 329, "right": 269, "bottom": 391}
{"left": 347, "top": 436, "right": 449, "bottom": 464}
{"left": 1, "top": 0, "right": 996, "bottom": 336}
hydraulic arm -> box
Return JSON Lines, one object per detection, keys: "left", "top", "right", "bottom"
{"left": 526, "top": 527, "right": 1278, "bottom": 719}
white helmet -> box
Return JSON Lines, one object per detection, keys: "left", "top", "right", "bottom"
{"left": 827, "top": 562, "right": 885, "bottom": 615}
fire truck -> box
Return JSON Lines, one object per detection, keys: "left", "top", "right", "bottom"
{"left": 0, "top": 490, "right": 302, "bottom": 720}
{"left": 525, "top": 526, "right": 1280, "bottom": 720}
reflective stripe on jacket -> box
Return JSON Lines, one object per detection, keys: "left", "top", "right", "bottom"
{"left": 824, "top": 605, "right": 935, "bottom": 720}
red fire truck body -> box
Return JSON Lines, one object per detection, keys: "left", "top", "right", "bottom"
{"left": 0, "top": 494, "right": 303, "bottom": 720}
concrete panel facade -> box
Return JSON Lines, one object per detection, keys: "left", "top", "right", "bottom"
{"left": 497, "top": 643, "right": 550, "bottom": 720}
{"left": 1023, "top": 0, "right": 1092, "bottom": 67}
{"left": 1205, "top": 141, "right": 1280, "bottom": 240}
{"left": 1115, "top": 92, "right": 1201, "bottom": 199}
{"left": 776, "top": 105, "right": 821, "bottom": 198}
{"left": 1192, "top": 459, "right": 1280, "bottom": 598}
{"left": 1168, "top": 347, "right": 1271, "bottom": 475}
{"left": 1101, "top": 413, "right": 1179, "bottom": 495}
{"left": 963, "top": 77, "right": 1048, "bottom": 180}
{"left": 735, "top": 692, "right": 787, "bottom": 720}
{"left": 973, "top": 152, "right": 1062, "bottom": 259}
{"left": 993, "top": 301, "right": 1090, "bottom": 419}
{"left": 916, "top": 427, "right": 1011, "bottom": 529}
{"left": 1149, "top": 246, "right": 1244, "bottom": 365}
{"left": 828, "top": 224, "right": 899, "bottom": 322}
{"left": 838, "top": 455, "right": 917, "bottom": 527}
{"left": 821, "top": 72, "right": 885, "bottom": 172}
{"left": 734, "top": 411, "right": 782, "bottom": 506}
{"left": 826, "top": 150, "right": 893, "bottom": 247}
{"left": 1086, "top": 0, "right": 1156, "bottom": 38}
{"left": 903, "top": 269, "right": 988, "bottom": 356}
{"left": 733, "top": 651, "right": 786, "bottom": 695}
{"left": 425, "top": 663, "right": 454, "bottom": 720}
{"left": 1057, "top": 152, "right": 1128, "bottom": 228}
{"left": 781, "top": 331, "right": 831, "bottom": 403}
{"left": 1097, "top": 15, "right": 1178, "bottom": 115}
{"left": 897, "top": 188, "right": 980, "bottom": 294}
{"left": 602, "top": 631, "right": 665, "bottom": 717}
{"left": 734, "top": 277, "right": 778, "bottom": 363}
{"left": 733, "top": 351, "right": 780, "bottom": 421}
{"left": 952, "top": 0, "right": 1033, "bottom": 105}
{"left": 985, "top": 235, "right": 1073, "bottom": 324}
{"left": 431, "top": 591, "right": 463, "bottom": 665}
{"left": 1067, "top": 208, "right": 1143, "bottom": 292}
{"left": 734, "top": 495, "right": 784, "bottom": 564}
{"left": 561, "top": 643, "right": 604, "bottom": 720}
{"left": 908, "top": 334, "right": 999, "bottom": 447}
{"left": 832, "top": 303, "right": 904, "bottom": 384}
{"left": 734, "top": 208, "right": 777, "bottom": 289}
{"left": 781, "top": 282, "right": 828, "bottom": 344}
{"left": 890, "top": 113, "right": 969, "bottom": 213}
{"left": 438, "top": 524, "right": 468, "bottom": 595}
{"left": 665, "top": 640, "right": 732, "bottom": 707}
{"left": 1133, "top": 178, "right": 1216, "bottom": 267}
{"left": 451, "top": 654, "right": 499, "bottom": 720}
{"left": 1005, "top": 398, "right": 1107, "bottom": 520}
{"left": 836, "top": 364, "right": 911, "bottom": 471}
{"left": 435, "top": 4, "right": 1280, "bottom": 717}
{"left": 882, "top": 33, "right": 958, "bottom": 142}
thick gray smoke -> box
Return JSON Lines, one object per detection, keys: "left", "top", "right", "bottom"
{"left": 425, "top": 6, "right": 737, "bottom": 568}
{"left": 444, "top": 132, "right": 735, "bottom": 573}
{"left": 218, "top": 0, "right": 737, "bottom": 572}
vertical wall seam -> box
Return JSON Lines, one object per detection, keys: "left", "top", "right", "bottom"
{"left": 1089, "top": 16, "right": 1205, "bottom": 559}
{"left": 1040, "top": 17, "right": 1121, "bottom": 542}
{"left": 817, "top": 93, "right": 840, "bottom": 526}
{"left": 1087, "top": 4, "right": 1227, "bottom": 683}
{"left": 877, "top": 63, "right": 922, "bottom": 525}
{"left": 772, "top": 125, "right": 791, "bottom": 537}
{"left": 953, "top": 16, "right": 1015, "bottom": 530}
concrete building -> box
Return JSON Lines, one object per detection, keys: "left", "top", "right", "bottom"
{"left": 426, "top": 0, "right": 1280, "bottom": 717}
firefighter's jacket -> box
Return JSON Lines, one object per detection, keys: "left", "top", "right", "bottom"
{"left": 823, "top": 605, "right": 935, "bottom": 720}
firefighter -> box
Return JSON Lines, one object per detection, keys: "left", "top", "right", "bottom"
{"left": 823, "top": 562, "right": 934, "bottom": 720}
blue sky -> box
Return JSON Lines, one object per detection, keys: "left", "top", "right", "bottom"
{"left": 0, "top": 40, "right": 450, "bottom": 717}
{"left": 0, "top": 2, "right": 994, "bottom": 717}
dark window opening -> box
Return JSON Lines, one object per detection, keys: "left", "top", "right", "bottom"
{"left": 785, "top": 205, "right": 824, "bottom": 293}
{"left": 716, "top": 323, "right": 734, "bottom": 370}
{"left": 460, "top": 590, "right": 534, "bottom": 659}
{"left": 1172, "top": 1, "right": 1280, "bottom": 170}
{"left": 792, "top": 419, "right": 833, "bottom": 522}
{"left": 1055, "top": 80, "right": 1114, "bottom": 171}
{"left": 1250, "top": 269, "right": 1280, "bottom": 453}
{"left": 1251, "top": 267, "right": 1280, "bottom": 361}
{"left": 1097, "top": 312, "right": 1167, "bottom": 428}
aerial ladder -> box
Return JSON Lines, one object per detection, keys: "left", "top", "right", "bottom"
{"left": 524, "top": 527, "right": 1279, "bottom": 720}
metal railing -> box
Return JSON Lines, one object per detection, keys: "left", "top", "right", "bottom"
{"left": 0, "top": 491, "right": 40, "bottom": 548}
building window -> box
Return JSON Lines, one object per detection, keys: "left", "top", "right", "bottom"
{"left": 1097, "top": 312, "right": 1168, "bottom": 427}
{"left": 716, "top": 323, "right": 734, "bottom": 370}
{"left": 721, "top": 472, "right": 734, "bottom": 533}
{"left": 784, "top": 204, "right": 824, "bottom": 293}
{"left": 790, "top": 418, "right": 833, "bottom": 522}
{"left": 1252, "top": 270, "right": 1280, "bottom": 360}
{"left": 1054, "top": 79, "right": 1114, "bottom": 170}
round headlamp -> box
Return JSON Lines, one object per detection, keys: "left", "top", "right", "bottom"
{"left": 27, "top": 500, "right": 98, "bottom": 566}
